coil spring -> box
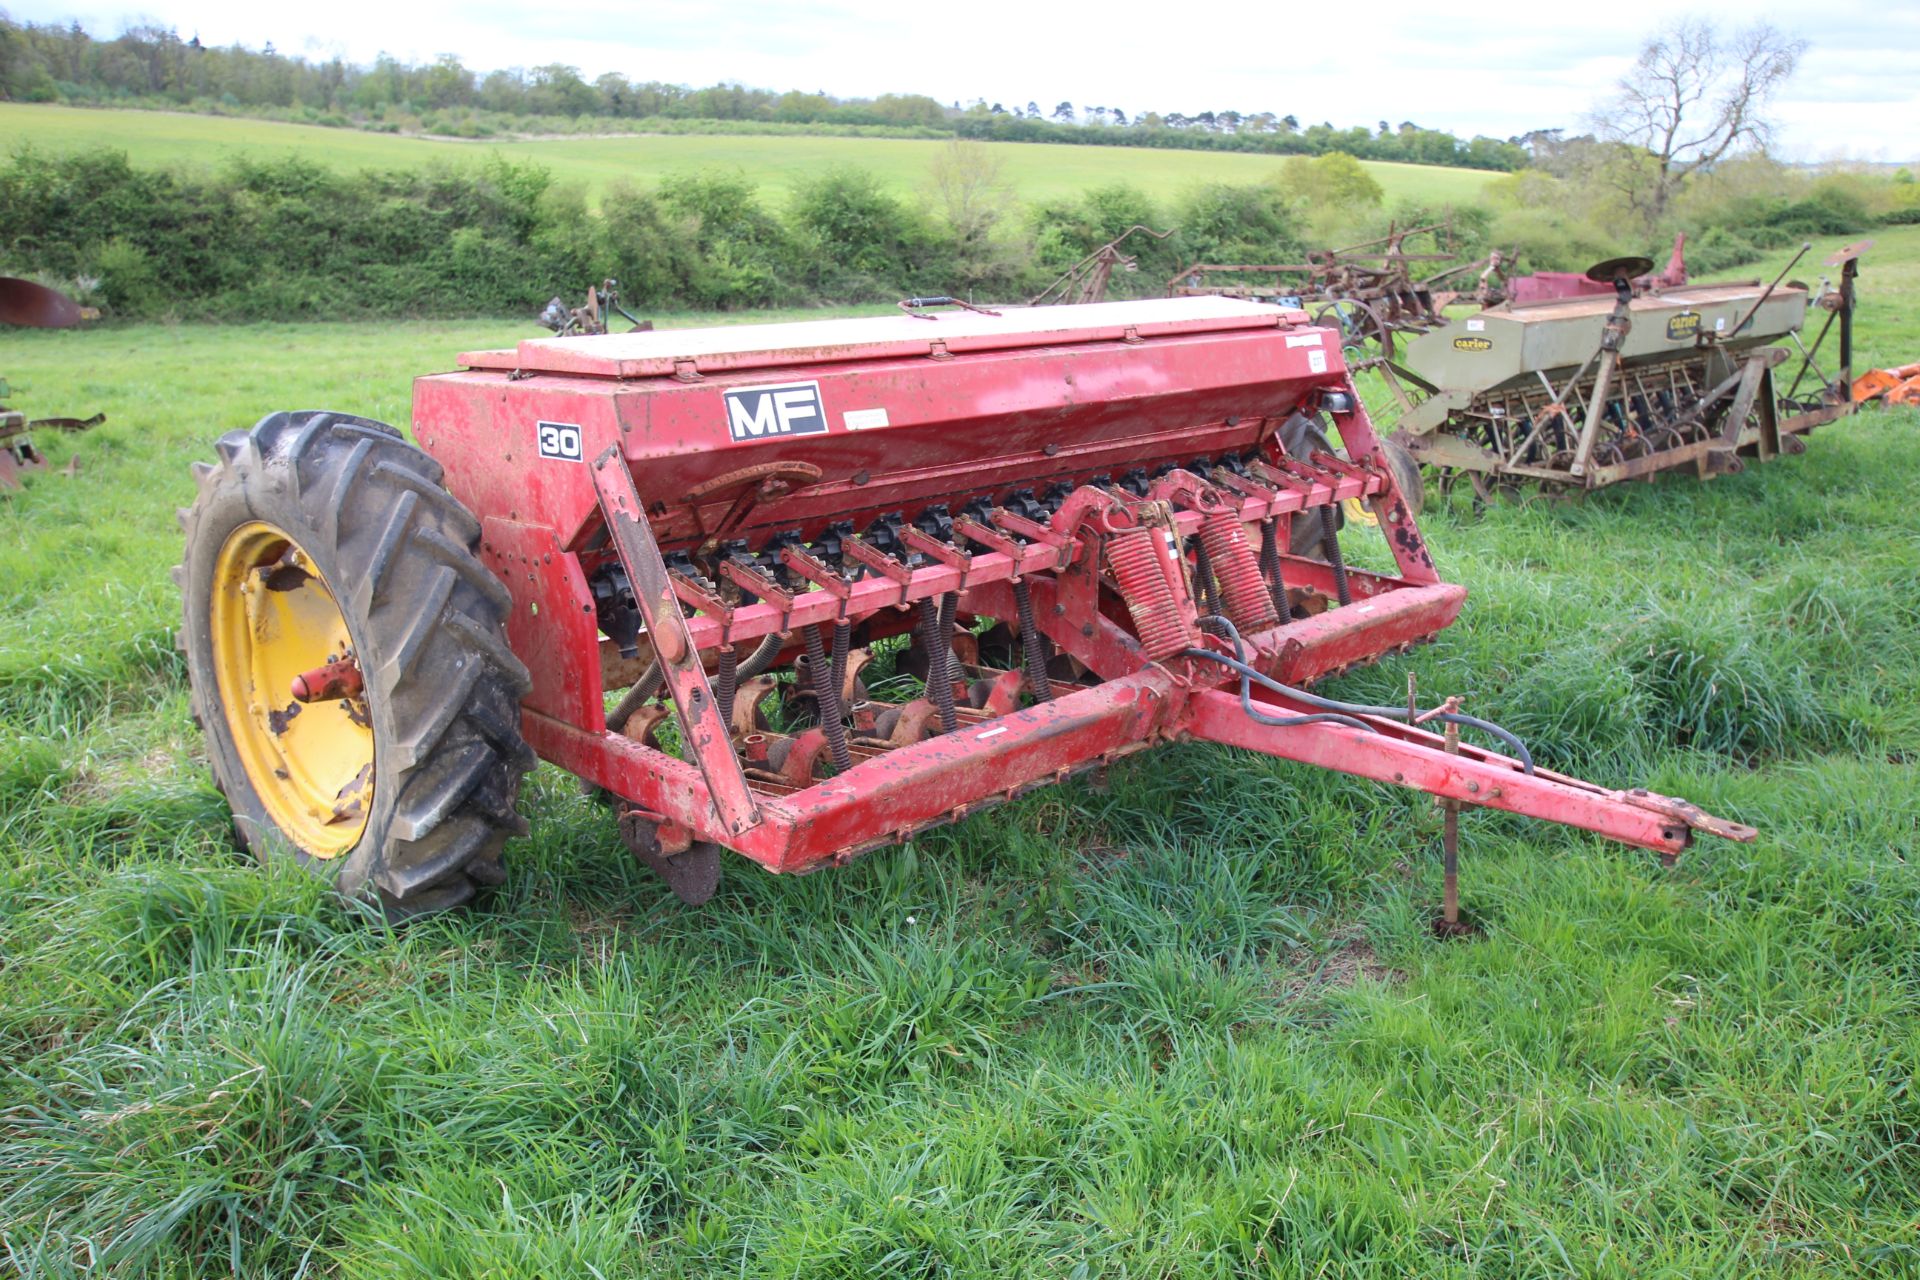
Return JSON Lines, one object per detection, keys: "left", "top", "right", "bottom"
{"left": 829, "top": 618, "right": 850, "bottom": 708}
{"left": 918, "top": 596, "right": 960, "bottom": 733}
{"left": 1258, "top": 519, "right": 1294, "bottom": 621}
{"left": 714, "top": 643, "right": 739, "bottom": 726}
{"left": 802, "top": 623, "right": 853, "bottom": 773}
{"left": 1105, "top": 526, "right": 1202, "bottom": 661}
{"left": 1011, "top": 578, "right": 1053, "bottom": 702}
{"left": 1191, "top": 537, "right": 1218, "bottom": 615}
{"left": 1200, "top": 509, "right": 1279, "bottom": 633}
{"left": 1319, "top": 506, "right": 1352, "bottom": 607}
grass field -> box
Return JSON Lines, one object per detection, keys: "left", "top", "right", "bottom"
{"left": 2, "top": 230, "right": 1918, "bottom": 1276}
{"left": 0, "top": 103, "right": 1499, "bottom": 209}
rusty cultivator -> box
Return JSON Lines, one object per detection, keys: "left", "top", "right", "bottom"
{"left": 1030, "top": 225, "right": 1175, "bottom": 306}
{"left": 1379, "top": 241, "right": 1868, "bottom": 499}
{"left": 176, "top": 297, "right": 1753, "bottom": 919}
{"left": 1, "top": 277, "right": 104, "bottom": 491}
{"left": 1166, "top": 221, "right": 1501, "bottom": 354}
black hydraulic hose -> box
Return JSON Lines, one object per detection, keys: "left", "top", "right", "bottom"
{"left": 1194, "top": 616, "right": 1369, "bottom": 731}
{"left": 1185, "top": 616, "right": 1535, "bottom": 773}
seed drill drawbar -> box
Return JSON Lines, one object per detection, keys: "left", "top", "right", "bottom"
{"left": 176, "top": 298, "right": 1753, "bottom": 918}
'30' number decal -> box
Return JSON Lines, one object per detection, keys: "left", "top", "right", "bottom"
{"left": 537, "top": 421, "right": 583, "bottom": 461}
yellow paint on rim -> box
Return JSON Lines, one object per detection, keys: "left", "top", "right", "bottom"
{"left": 210, "top": 521, "right": 374, "bottom": 858}
{"left": 1342, "top": 496, "right": 1379, "bottom": 528}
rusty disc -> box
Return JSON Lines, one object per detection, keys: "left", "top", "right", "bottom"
{"left": 1824, "top": 239, "right": 1873, "bottom": 267}
{"left": 1583, "top": 256, "right": 1655, "bottom": 285}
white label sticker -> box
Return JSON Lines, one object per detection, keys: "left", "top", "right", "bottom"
{"left": 723, "top": 380, "right": 827, "bottom": 442}
{"left": 1714, "top": 317, "right": 1726, "bottom": 332}
{"left": 1466, "top": 318, "right": 1486, "bottom": 331}
{"left": 1308, "top": 349, "right": 1328, "bottom": 373}
{"left": 1286, "top": 332, "right": 1324, "bottom": 348}
{"left": 843, "top": 407, "right": 890, "bottom": 430}
{"left": 976, "top": 725, "right": 1008, "bottom": 740}
{"left": 536, "top": 420, "right": 584, "bottom": 461}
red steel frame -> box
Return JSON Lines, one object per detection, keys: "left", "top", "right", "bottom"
{"left": 414, "top": 301, "right": 1755, "bottom": 877}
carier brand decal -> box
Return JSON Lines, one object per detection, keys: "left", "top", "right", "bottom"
{"left": 724, "top": 380, "right": 827, "bottom": 442}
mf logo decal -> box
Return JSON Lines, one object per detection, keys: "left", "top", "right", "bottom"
{"left": 1452, "top": 336, "right": 1492, "bottom": 352}
{"left": 536, "top": 420, "right": 584, "bottom": 461}
{"left": 1665, "top": 312, "right": 1701, "bottom": 341}
{"left": 724, "top": 380, "right": 827, "bottom": 442}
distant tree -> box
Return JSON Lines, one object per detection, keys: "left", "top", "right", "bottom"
{"left": 1026, "top": 100, "right": 1041, "bottom": 118}
{"left": 1111, "top": 108, "right": 1128, "bottom": 127}
{"left": 1279, "top": 152, "right": 1384, "bottom": 210}
{"left": 989, "top": 101, "right": 1006, "bottom": 114}
{"left": 422, "top": 54, "right": 474, "bottom": 108}
{"left": 1218, "top": 110, "right": 1241, "bottom": 133}
{"left": 527, "top": 63, "right": 596, "bottom": 116}
{"left": 1592, "top": 18, "right": 1804, "bottom": 229}
{"left": 928, "top": 140, "right": 1019, "bottom": 288}
{"left": 594, "top": 71, "right": 632, "bottom": 115}
{"left": 1052, "top": 100, "right": 1075, "bottom": 122}
{"left": 1279, "top": 114, "right": 1299, "bottom": 133}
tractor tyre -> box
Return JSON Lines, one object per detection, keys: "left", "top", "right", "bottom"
{"left": 1376, "top": 436, "right": 1424, "bottom": 518}
{"left": 175, "top": 410, "right": 535, "bottom": 920}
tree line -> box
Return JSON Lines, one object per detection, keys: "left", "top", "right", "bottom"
{"left": 0, "top": 17, "right": 1529, "bottom": 170}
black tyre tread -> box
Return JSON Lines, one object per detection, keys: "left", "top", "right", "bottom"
{"left": 178, "top": 409, "right": 533, "bottom": 920}
{"left": 360, "top": 490, "right": 421, "bottom": 611}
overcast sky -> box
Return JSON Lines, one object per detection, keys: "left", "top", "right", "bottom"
{"left": 15, "top": 0, "right": 1918, "bottom": 161}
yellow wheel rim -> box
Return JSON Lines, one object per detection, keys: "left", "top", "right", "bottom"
{"left": 210, "top": 521, "right": 374, "bottom": 858}
{"left": 1342, "top": 496, "right": 1379, "bottom": 528}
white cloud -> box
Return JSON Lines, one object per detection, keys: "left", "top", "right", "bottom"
{"left": 15, "top": 0, "right": 1917, "bottom": 160}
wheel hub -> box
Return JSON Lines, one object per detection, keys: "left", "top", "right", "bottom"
{"left": 209, "top": 521, "right": 374, "bottom": 857}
